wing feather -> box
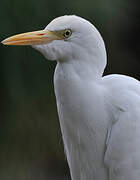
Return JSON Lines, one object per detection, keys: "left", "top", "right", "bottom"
{"left": 105, "top": 108, "right": 140, "bottom": 180}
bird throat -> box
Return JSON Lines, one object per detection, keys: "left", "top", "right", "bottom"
{"left": 54, "top": 62, "right": 108, "bottom": 180}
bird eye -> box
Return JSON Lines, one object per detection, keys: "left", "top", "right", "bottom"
{"left": 63, "top": 29, "right": 72, "bottom": 38}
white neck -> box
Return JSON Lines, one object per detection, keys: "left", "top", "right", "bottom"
{"left": 56, "top": 51, "right": 107, "bottom": 82}
{"left": 54, "top": 57, "right": 108, "bottom": 180}
{"left": 53, "top": 34, "right": 108, "bottom": 180}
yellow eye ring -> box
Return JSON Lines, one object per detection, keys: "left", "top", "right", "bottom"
{"left": 63, "top": 29, "right": 72, "bottom": 38}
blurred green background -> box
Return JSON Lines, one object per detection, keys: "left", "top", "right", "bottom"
{"left": 0, "top": 0, "right": 140, "bottom": 179}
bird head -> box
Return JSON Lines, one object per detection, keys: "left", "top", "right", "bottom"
{"left": 2, "top": 15, "right": 106, "bottom": 71}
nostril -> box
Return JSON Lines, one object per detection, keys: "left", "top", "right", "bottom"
{"left": 37, "top": 33, "right": 44, "bottom": 36}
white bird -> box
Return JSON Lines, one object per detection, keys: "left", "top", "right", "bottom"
{"left": 2, "top": 15, "right": 140, "bottom": 180}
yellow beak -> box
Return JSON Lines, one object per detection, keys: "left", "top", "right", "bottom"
{"left": 1, "top": 29, "right": 61, "bottom": 46}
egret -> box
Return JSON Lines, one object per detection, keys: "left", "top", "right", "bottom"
{"left": 2, "top": 15, "right": 140, "bottom": 180}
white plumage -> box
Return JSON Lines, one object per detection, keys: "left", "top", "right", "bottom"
{"left": 2, "top": 15, "right": 140, "bottom": 180}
